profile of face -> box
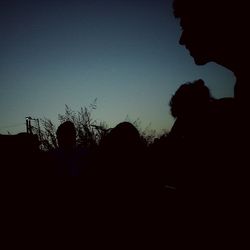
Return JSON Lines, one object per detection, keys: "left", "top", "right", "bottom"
{"left": 179, "top": 17, "right": 216, "bottom": 65}
{"left": 174, "top": 0, "right": 244, "bottom": 68}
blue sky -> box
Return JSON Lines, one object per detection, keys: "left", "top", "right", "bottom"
{"left": 0, "top": 0, "right": 235, "bottom": 135}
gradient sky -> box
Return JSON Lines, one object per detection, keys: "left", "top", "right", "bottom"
{"left": 0, "top": 0, "right": 235, "bottom": 135}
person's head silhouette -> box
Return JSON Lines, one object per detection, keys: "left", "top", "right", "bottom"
{"left": 56, "top": 121, "right": 76, "bottom": 150}
{"left": 169, "top": 79, "right": 211, "bottom": 119}
{"left": 105, "top": 121, "right": 141, "bottom": 152}
{"left": 173, "top": 0, "right": 248, "bottom": 72}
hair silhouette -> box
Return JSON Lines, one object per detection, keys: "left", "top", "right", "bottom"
{"left": 103, "top": 121, "right": 142, "bottom": 153}
{"left": 168, "top": 79, "right": 214, "bottom": 149}
{"left": 56, "top": 121, "right": 76, "bottom": 150}
{"left": 169, "top": 79, "right": 212, "bottom": 119}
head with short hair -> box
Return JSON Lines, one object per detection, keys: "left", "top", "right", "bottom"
{"left": 173, "top": 0, "right": 248, "bottom": 71}
{"left": 56, "top": 121, "right": 76, "bottom": 150}
{"left": 169, "top": 79, "right": 212, "bottom": 118}
{"left": 104, "top": 122, "right": 142, "bottom": 152}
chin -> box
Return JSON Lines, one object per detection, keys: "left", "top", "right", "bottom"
{"left": 194, "top": 60, "right": 207, "bottom": 65}
{"left": 193, "top": 57, "right": 209, "bottom": 65}
{"left": 189, "top": 51, "right": 210, "bottom": 65}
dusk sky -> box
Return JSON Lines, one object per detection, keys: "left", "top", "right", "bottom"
{"left": 0, "top": 0, "right": 235, "bottom": 135}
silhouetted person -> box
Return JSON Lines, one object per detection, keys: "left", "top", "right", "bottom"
{"left": 172, "top": 0, "right": 248, "bottom": 180}
{"left": 166, "top": 80, "right": 215, "bottom": 188}
{"left": 173, "top": 0, "right": 249, "bottom": 151}
{"left": 169, "top": 79, "right": 212, "bottom": 141}
{"left": 169, "top": 79, "right": 239, "bottom": 184}
{"left": 172, "top": 1, "right": 248, "bottom": 242}
{"left": 50, "top": 121, "right": 88, "bottom": 176}
{"left": 92, "top": 121, "right": 175, "bottom": 233}
{"left": 95, "top": 121, "right": 147, "bottom": 189}
{"left": 0, "top": 133, "right": 43, "bottom": 175}
{"left": 173, "top": 0, "right": 249, "bottom": 108}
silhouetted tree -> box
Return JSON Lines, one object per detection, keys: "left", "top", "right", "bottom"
{"left": 40, "top": 118, "right": 57, "bottom": 151}
{"left": 39, "top": 100, "right": 110, "bottom": 151}
{"left": 39, "top": 100, "right": 158, "bottom": 152}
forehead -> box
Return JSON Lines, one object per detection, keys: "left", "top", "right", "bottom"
{"left": 180, "top": 17, "right": 198, "bottom": 31}
{"left": 179, "top": 15, "right": 212, "bottom": 31}
{"left": 180, "top": 14, "right": 204, "bottom": 27}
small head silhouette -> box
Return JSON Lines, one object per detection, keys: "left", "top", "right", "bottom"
{"left": 169, "top": 79, "right": 211, "bottom": 119}
{"left": 56, "top": 121, "right": 76, "bottom": 150}
{"left": 106, "top": 122, "right": 141, "bottom": 151}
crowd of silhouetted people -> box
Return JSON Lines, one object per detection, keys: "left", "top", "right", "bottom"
{"left": 0, "top": 119, "right": 175, "bottom": 186}
{"left": 0, "top": 76, "right": 239, "bottom": 193}
{"left": 1, "top": 2, "right": 249, "bottom": 241}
